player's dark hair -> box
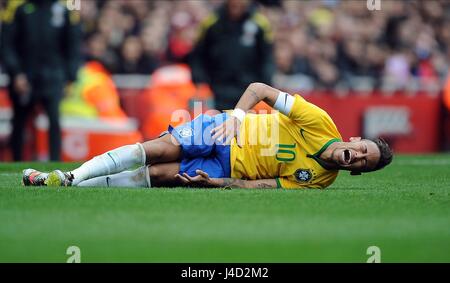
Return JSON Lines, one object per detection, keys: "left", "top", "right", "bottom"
{"left": 371, "top": 137, "right": 393, "bottom": 171}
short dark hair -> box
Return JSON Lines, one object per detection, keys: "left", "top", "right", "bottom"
{"left": 371, "top": 137, "right": 393, "bottom": 171}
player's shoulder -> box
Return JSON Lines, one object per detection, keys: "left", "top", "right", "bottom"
{"left": 289, "top": 94, "right": 341, "bottom": 140}
{"left": 296, "top": 94, "right": 333, "bottom": 117}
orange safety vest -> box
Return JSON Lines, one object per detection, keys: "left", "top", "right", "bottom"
{"left": 140, "top": 64, "right": 213, "bottom": 139}
{"left": 62, "top": 61, "right": 127, "bottom": 120}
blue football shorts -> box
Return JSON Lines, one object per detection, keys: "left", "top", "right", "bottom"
{"left": 168, "top": 113, "right": 231, "bottom": 178}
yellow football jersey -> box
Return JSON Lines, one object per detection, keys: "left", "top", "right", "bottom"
{"left": 230, "top": 94, "right": 342, "bottom": 189}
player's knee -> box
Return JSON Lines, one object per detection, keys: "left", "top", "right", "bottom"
{"left": 142, "top": 137, "right": 180, "bottom": 164}
{"left": 142, "top": 141, "right": 164, "bottom": 161}
{"left": 148, "top": 165, "right": 163, "bottom": 183}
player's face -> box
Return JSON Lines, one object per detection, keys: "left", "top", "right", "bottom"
{"left": 331, "top": 137, "right": 380, "bottom": 172}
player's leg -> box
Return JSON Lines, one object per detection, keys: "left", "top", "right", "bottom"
{"left": 75, "top": 113, "right": 231, "bottom": 188}
{"left": 64, "top": 142, "right": 148, "bottom": 186}
{"left": 60, "top": 115, "right": 223, "bottom": 189}
{"left": 23, "top": 113, "right": 220, "bottom": 187}
{"left": 76, "top": 162, "right": 180, "bottom": 188}
{"left": 76, "top": 166, "right": 150, "bottom": 188}
{"left": 148, "top": 162, "right": 181, "bottom": 187}
{"left": 141, "top": 133, "right": 181, "bottom": 165}
{"left": 23, "top": 133, "right": 182, "bottom": 187}
{"left": 65, "top": 133, "right": 181, "bottom": 186}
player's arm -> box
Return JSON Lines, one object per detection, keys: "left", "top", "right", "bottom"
{"left": 212, "top": 178, "right": 278, "bottom": 189}
{"left": 175, "top": 170, "right": 278, "bottom": 189}
{"left": 211, "top": 82, "right": 294, "bottom": 143}
{"left": 234, "top": 82, "right": 293, "bottom": 115}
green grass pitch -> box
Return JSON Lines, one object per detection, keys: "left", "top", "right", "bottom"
{"left": 0, "top": 154, "right": 449, "bottom": 263}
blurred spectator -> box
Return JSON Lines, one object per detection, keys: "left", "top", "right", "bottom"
{"left": 117, "top": 36, "right": 159, "bottom": 74}
{"left": 1, "top": 0, "right": 81, "bottom": 161}
{"left": 189, "top": 0, "right": 275, "bottom": 110}
{"left": 84, "top": 32, "right": 118, "bottom": 72}
{"left": 274, "top": 40, "right": 296, "bottom": 75}
{"left": 383, "top": 49, "right": 412, "bottom": 90}
{"left": 61, "top": 30, "right": 128, "bottom": 121}
{"left": 60, "top": 60, "right": 127, "bottom": 121}
{"left": 140, "top": 64, "right": 214, "bottom": 139}
{"left": 1, "top": 0, "right": 450, "bottom": 93}
{"left": 166, "top": 11, "right": 198, "bottom": 63}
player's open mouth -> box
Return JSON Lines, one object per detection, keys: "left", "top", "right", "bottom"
{"left": 341, "top": 149, "right": 352, "bottom": 165}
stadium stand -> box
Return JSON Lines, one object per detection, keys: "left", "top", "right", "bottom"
{"left": 0, "top": 0, "right": 449, "bottom": 160}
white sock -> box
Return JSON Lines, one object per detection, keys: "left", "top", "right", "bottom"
{"left": 71, "top": 143, "right": 146, "bottom": 186}
{"left": 76, "top": 166, "right": 151, "bottom": 188}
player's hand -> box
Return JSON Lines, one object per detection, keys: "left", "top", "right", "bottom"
{"left": 210, "top": 116, "right": 242, "bottom": 146}
{"left": 175, "top": 170, "right": 215, "bottom": 187}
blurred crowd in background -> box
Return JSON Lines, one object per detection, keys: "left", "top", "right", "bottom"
{"left": 1, "top": 0, "right": 449, "bottom": 92}
{"left": 74, "top": 0, "right": 450, "bottom": 92}
{"left": 1, "top": 0, "right": 450, "bottom": 161}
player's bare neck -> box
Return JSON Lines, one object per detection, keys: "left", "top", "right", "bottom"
{"left": 320, "top": 142, "right": 342, "bottom": 161}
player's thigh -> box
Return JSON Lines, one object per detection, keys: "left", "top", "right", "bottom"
{"left": 148, "top": 162, "right": 181, "bottom": 187}
{"left": 142, "top": 134, "right": 181, "bottom": 165}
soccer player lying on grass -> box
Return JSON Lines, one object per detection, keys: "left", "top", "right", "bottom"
{"left": 23, "top": 82, "right": 393, "bottom": 189}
